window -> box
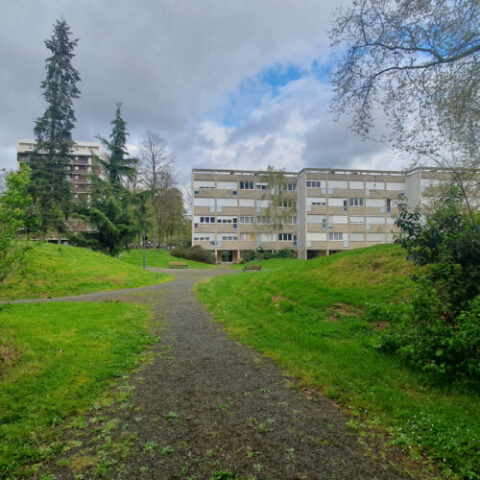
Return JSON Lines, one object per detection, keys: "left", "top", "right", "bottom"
{"left": 217, "top": 217, "right": 237, "bottom": 224}
{"left": 387, "top": 199, "right": 391, "bottom": 213}
{"left": 279, "top": 199, "right": 296, "bottom": 208}
{"left": 221, "top": 234, "right": 238, "bottom": 241}
{"left": 256, "top": 216, "right": 272, "bottom": 225}
{"left": 240, "top": 232, "right": 255, "bottom": 241}
{"left": 329, "top": 232, "right": 343, "bottom": 241}
{"left": 306, "top": 180, "right": 322, "bottom": 188}
{"left": 240, "top": 216, "right": 254, "bottom": 224}
{"left": 278, "top": 233, "right": 296, "bottom": 242}
{"left": 199, "top": 216, "right": 215, "bottom": 223}
{"left": 239, "top": 181, "right": 254, "bottom": 190}
{"left": 256, "top": 183, "right": 268, "bottom": 190}
{"left": 281, "top": 183, "right": 297, "bottom": 191}
{"left": 281, "top": 216, "right": 297, "bottom": 225}
{"left": 194, "top": 235, "right": 211, "bottom": 241}
{"left": 349, "top": 198, "right": 364, "bottom": 207}
{"left": 311, "top": 201, "right": 326, "bottom": 206}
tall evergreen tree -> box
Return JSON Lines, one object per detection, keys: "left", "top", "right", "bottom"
{"left": 97, "top": 104, "right": 138, "bottom": 188}
{"left": 30, "top": 18, "right": 80, "bottom": 233}
{"left": 71, "top": 105, "right": 139, "bottom": 255}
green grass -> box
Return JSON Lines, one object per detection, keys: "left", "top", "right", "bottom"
{"left": 0, "top": 242, "right": 172, "bottom": 300}
{"left": 0, "top": 301, "right": 155, "bottom": 478}
{"left": 196, "top": 245, "right": 480, "bottom": 479}
{"left": 119, "top": 248, "right": 215, "bottom": 269}
{"left": 230, "top": 258, "right": 301, "bottom": 270}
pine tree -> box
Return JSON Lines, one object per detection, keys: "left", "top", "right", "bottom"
{"left": 98, "top": 104, "right": 138, "bottom": 188}
{"left": 30, "top": 18, "right": 80, "bottom": 233}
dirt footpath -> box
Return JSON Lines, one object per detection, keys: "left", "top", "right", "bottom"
{"left": 42, "top": 268, "right": 409, "bottom": 480}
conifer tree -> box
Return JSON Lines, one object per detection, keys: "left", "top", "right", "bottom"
{"left": 30, "top": 18, "right": 80, "bottom": 233}
{"left": 97, "top": 104, "right": 138, "bottom": 188}
{"left": 71, "top": 105, "right": 139, "bottom": 255}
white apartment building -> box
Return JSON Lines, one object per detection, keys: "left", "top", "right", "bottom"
{"left": 192, "top": 167, "right": 450, "bottom": 262}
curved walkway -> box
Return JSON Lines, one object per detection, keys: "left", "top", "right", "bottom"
{"left": 40, "top": 268, "right": 408, "bottom": 479}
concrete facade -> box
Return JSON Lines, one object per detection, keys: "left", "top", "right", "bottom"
{"left": 17, "top": 139, "right": 106, "bottom": 236}
{"left": 17, "top": 139, "right": 105, "bottom": 202}
{"left": 192, "top": 167, "right": 450, "bottom": 263}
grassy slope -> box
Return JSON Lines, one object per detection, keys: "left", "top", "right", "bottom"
{"left": 0, "top": 242, "right": 172, "bottom": 300}
{"left": 197, "top": 245, "right": 480, "bottom": 479}
{"left": 119, "top": 249, "right": 215, "bottom": 269}
{"left": 0, "top": 301, "right": 154, "bottom": 478}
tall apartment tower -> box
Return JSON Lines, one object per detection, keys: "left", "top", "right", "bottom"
{"left": 17, "top": 139, "right": 105, "bottom": 202}
{"left": 192, "top": 167, "right": 450, "bottom": 263}
{"left": 16, "top": 139, "right": 106, "bottom": 237}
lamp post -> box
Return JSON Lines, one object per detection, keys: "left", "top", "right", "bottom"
{"left": 143, "top": 220, "right": 146, "bottom": 270}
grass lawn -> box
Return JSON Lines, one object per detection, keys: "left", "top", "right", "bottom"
{"left": 119, "top": 248, "right": 215, "bottom": 269}
{"left": 0, "top": 242, "right": 172, "bottom": 300}
{"left": 196, "top": 245, "right": 480, "bottom": 479}
{"left": 0, "top": 301, "right": 155, "bottom": 479}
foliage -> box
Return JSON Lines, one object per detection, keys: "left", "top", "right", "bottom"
{"left": 0, "top": 301, "right": 152, "bottom": 479}
{"left": 259, "top": 166, "right": 297, "bottom": 233}
{"left": 119, "top": 248, "right": 214, "bottom": 269}
{"left": 331, "top": 1, "right": 480, "bottom": 177}
{"left": 30, "top": 18, "right": 80, "bottom": 233}
{"left": 0, "top": 166, "right": 36, "bottom": 285}
{"left": 72, "top": 106, "right": 140, "bottom": 255}
{"left": 0, "top": 242, "right": 171, "bottom": 300}
{"left": 152, "top": 187, "right": 185, "bottom": 247}
{"left": 373, "top": 290, "right": 480, "bottom": 386}
{"left": 137, "top": 131, "right": 185, "bottom": 246}
{"left": 242, "top": 248, "right": 297, "bottom": 262}
{"left": 373, "top": 190, "right": 480, "bottom": 385}
{"left": 171, "top": 245, "right": 216, "bottom": 264}
{"left": 196, "top": 245, "right": 480, "bottom": 478}
{"left": 72, "top": 176, "right": 139, "bottom": 256}
{"left": 97, "top": 104, "right": 138, "bottom": 189}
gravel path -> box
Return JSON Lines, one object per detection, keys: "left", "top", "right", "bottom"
{"left": 40, "top": 268, "right": 409, "bottom": 480}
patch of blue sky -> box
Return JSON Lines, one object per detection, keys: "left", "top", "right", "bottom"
{"left": 220, "top": 58, "right": 335, "bottom": 128}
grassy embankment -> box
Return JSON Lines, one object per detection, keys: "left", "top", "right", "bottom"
{"left": 0, "top": 242, "right": 172, "bottom": 300}
{"left": 0, "top": 243, "right": 169, "bottom": 477}
{"left": 197, "top": 244, "right": 480, "bottom": 479}
{"left": 119, "top": 248, "right": 215, "bottom": 269}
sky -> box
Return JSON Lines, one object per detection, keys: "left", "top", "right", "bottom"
{"left": 0, "top": 0, "right": 410, "bottom": 186}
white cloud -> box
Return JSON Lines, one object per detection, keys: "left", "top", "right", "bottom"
{"left": 1, "top": 0, "right": 408, "bottom": 185}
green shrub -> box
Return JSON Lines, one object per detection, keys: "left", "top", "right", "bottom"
{"left": 171, "top": 245, "right": 216, "bottom": 264}
{"left": 370, "top": 281, "right": 480, "bottom": 387}
{"left": 241, "top": 248, "right": 296, "bottom": 262}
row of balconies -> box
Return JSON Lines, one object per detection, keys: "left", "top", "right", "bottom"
{"left": 307, "top": 205, "right": 398, "bottom": 216}
{"left": 194, "top": 223, "right": 396, "bottom": 234}
{"left": 193, "top": 205, "right": 394, "bottom": 217}
{"left": 193, "top": 240, "right": 297, "bottom": 250}
{"left": 194, "top": 189, "right": 298, "bottom": 200}
{"left": 193, "top": 188, "right": 403, "bottom": 201}
{"left": 194, "top": 224, "right": 298, "bottom": 233}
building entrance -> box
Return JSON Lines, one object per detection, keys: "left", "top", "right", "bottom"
{"left": 221, "top": 250, "right": 233, "bottom": 263}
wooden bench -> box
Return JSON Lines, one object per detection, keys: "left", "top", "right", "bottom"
{"left": 242, "top": 264, "right": 262, "bottom": 272}
{"left": 168, "top": 262, "right": 188, "bottom": 269}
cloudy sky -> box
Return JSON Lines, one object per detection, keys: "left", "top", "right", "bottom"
{"left": 1, "top": 0, "right": 409, "bottom": 185}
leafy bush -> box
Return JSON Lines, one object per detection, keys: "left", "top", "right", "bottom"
{"left": 376, "top": 188, "right": 480, "bottom": 385}
{"left": 242, "top": 248, "right": 296, "bottom": 261}
{"left": 369, "top": 287, "right": 480, "bottom": 386}
{"left": 171, "top": 245, "right": 216, "bottom": 264}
